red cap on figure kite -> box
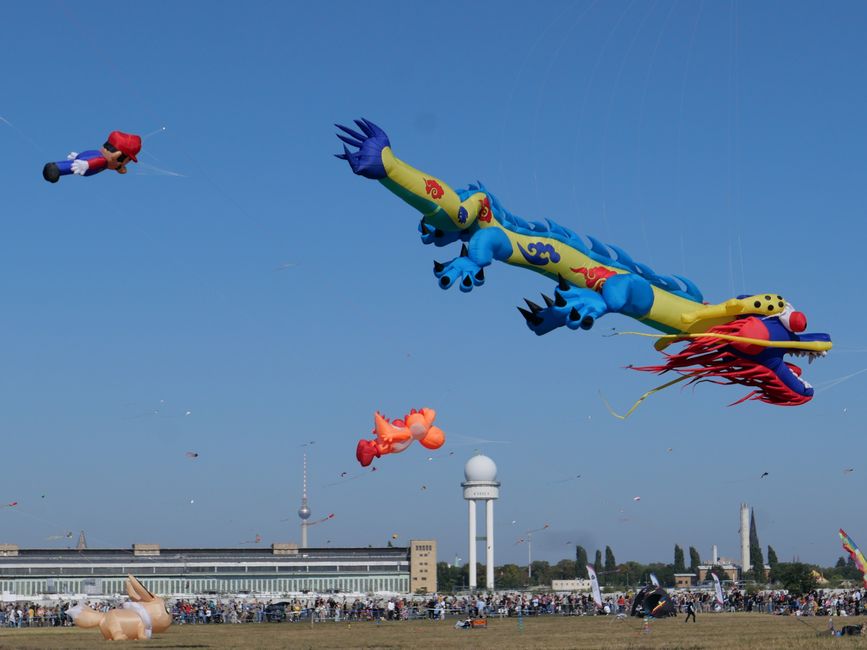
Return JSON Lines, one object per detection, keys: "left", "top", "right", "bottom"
{"left": 107, "top": 131, "right": 141, "bottom": 162}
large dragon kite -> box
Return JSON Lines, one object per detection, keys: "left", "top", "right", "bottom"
{"left": 335, "top": 118, "right": 831, "bottom": 410}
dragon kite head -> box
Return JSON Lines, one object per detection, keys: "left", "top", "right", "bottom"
{"left": 637, "top": 303, "right": 831, "bottom": 406}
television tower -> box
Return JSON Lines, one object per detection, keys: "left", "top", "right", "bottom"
{"left": 298, "top": 453, "right": 311, "bottom": 548}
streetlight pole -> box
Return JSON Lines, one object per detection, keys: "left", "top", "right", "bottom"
{"left": 518, "top": 524, "right": 549, "bottom": 583}
{"left": 528, "top": 532, "right": 533, "bottom": 580}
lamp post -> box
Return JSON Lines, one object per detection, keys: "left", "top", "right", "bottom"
{"left": 516, "top": 524, "right": 549, "bottom": 581}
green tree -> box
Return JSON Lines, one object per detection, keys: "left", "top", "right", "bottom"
{"left": 605, "top": 546, "right": 616, "bottom": 573}
{"left": 530, "top": 560, "right": 551, "bottom": 586}
{"left": 748, "top": 509, "right": 765, "bottom": 581}
{"left": 618, "top": 561, "right": 643, "bottom": 588}
{"left": 552, "top": 559, "right": 577, "bottom": 580}
{"left": 707, "top": 565, "right": 730, "bottom": 587}
{"left": 436, "top": 562, "right": 454, "bottom": 592}
{"left": 576, "top": 546, "right": 589, "bottom": 578}
{"left": 497, "top": 564, "right": 526, "bottom": 590}
{"left": 773, "top": 562, "right": 818, "bottom": 595}
{"left": 689, "top": 546, "right": 701, "bottom": 575}
{"left": 767, "top": 546, "right": 779, "bottom": 571}
{"left": 674, "top": 545, "right": 685, "bottom": 573}
{"left": 646, "top": 562, "right": 675, "bottom": 588}
{"left": 436, "top": 562, "right": 465, "bottom": 592}
{"left": 594, "top": 550, "right": 603, "bottom": 578}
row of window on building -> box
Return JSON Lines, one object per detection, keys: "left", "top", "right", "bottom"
{"left": 0, "top": 575, "right": 410, "bottom": 597}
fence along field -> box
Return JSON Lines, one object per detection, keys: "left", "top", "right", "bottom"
{"left": 0, "top": 613, "right": 865, "bottom": 649}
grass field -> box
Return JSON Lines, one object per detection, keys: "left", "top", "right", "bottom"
{"left": 0, "top": 614, "right": 864, "bottom": 649}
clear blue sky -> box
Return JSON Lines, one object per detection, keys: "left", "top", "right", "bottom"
{"left": 1, "top": 1, "right": 865, "bottom": 568}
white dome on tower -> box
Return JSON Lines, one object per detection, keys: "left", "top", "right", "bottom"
{"left": 464, "top": 454, "right": 497, "bottom": 482}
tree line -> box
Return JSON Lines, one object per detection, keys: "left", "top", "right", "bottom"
{"left": 435, "top": 542, "right": 864, "bottom": 595}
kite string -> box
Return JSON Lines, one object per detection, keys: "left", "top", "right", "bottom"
{"left": 532, "top": 0, "right": 601, "bottom": 207}
{"left": 0, "top": 115, "right": 50, "bottom": 155}
{"left": 599, "top": 0, "right": 657, "bottom": 237}
{"left": 568, "top": 0, "right": 632, "bottom": 234}
{"left": 599, "top": 375, "right": 690, "bottom": 420}
{"left": 141, "top": 126, "right": 168, "bottom": 140}
{"left": 674, "top": 0, "right": 704, "bottom": 271}
{"left": 635, "top": 0, "right": 678, "bottom": 266}
{"left": 814, "top": 366, "right": 867, "bottom": 393}
{"left": 496, "top": 1, "right": 577, "bottom": 189}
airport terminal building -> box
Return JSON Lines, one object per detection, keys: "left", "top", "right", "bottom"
{"left": 0, "top": 541, "right": 437, "bottom": 599}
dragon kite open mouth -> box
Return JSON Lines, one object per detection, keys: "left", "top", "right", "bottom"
{"left": 634, "top": 306, "right": 832, "bottom": 406}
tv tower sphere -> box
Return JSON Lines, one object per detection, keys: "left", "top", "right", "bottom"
{"left": 298, "top": 505, "right": 311, "bottom": 520}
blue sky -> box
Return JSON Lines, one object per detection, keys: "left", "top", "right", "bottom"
{"left": 1, "top": 1, "right": 865, "bottom": 568}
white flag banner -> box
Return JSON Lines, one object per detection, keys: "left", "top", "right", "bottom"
{"left": 649, "top": 573, "right": 660, "bottom": 587}
{"left": 711, "top": 572, "right": 724, "bottom": 606}
{"left": 587, "top": 564, "right": 603, "bottom": 608}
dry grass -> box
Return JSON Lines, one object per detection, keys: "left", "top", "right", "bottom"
{"left": 0, "top": 613, "right": 864, "bottom": 649}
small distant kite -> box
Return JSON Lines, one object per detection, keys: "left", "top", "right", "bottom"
{"left": 760, "top": 472, "right": 769, "bottom": 478}
{"left": 666, "top": 448, "right": 673, "bottom": 452}
{"left": 47, "top": 532, "right": 74, "bottom": 541}
{"left": 325, "top": 466, "right": 377, "bottom": 487}
{"left": 421, "top": 485, "right": 427, "bottom": 491}
{"left": 310, "top": 514, "right": 335, "bottom": 526}
{"left": 633, "top": 496, "right": 641, "bottom": 502}
{"left": 2, "top": 502, "right": 17, "bottom": 508}
{"left": 185, "top": 451, "right": 199, "bottom": 459}
{"left": 843, "top": 468, "right": 855, "bottom": 474}
{"left": 391, "top": 533, "right": 399, "bottom": 540}
{"left": 240, "top": 534, "right": 262, "bottom": 545}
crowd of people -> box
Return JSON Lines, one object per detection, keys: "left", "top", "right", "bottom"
{"left": 2, "top": 588, "right": 864, "bottom": 628}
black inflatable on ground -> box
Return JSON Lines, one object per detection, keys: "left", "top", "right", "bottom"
{"left": 631, "top": 585, "right": 677, "bottom": 618}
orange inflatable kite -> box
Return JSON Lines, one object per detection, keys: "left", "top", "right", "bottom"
{"left": 356, "top": 408, "right": 445, "bottom": 466}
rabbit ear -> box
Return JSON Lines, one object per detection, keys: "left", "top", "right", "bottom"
{"left": 126, "top": 575, "right": 154, "bottom": 602}
{"left": 126, "top": 576, "right": 142, "bottom": 601}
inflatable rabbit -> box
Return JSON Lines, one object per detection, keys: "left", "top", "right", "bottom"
{"left": 67, "top": 574, "right": 172, "bottom": 641}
